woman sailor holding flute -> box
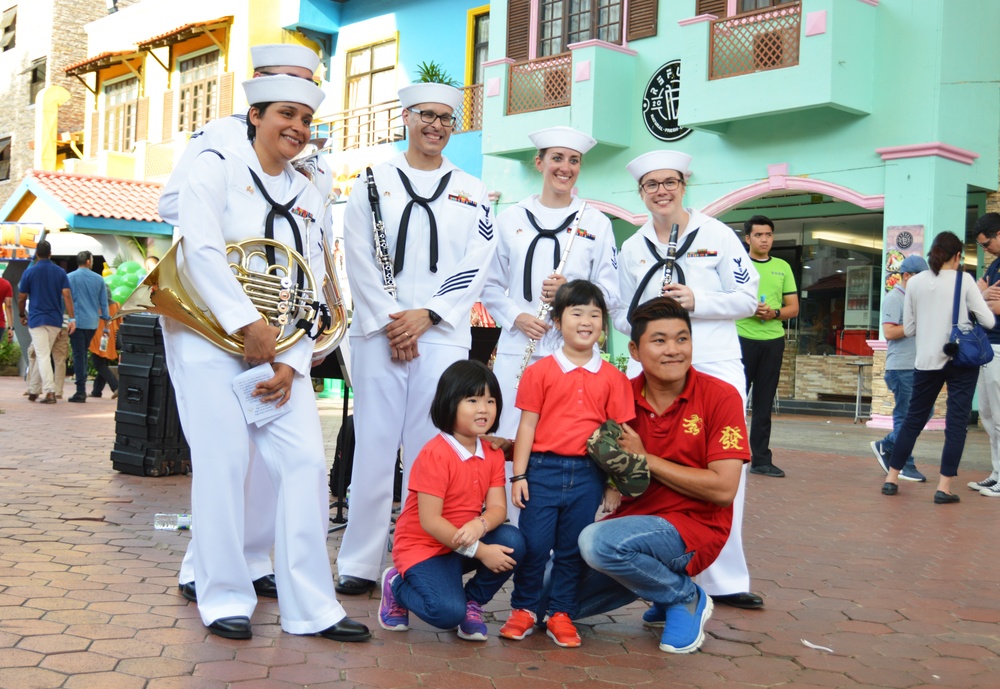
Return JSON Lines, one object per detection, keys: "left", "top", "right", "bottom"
{"left": 481, "top": 127, "right": 626, "bottom": 458}
{"left": 617, "top": 149, "right": 765, "bottom": 611}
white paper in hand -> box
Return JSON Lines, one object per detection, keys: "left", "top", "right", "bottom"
{"left": 232, "top": 364, "right": 292, "bottom": 427}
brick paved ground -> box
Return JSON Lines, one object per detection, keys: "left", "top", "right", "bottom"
{"left": 1, "top": 374, "right": 998, "bottom": 689}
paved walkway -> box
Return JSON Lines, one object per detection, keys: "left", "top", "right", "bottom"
{"left": 1, "top": 375, "right": 998, "bottom": 689}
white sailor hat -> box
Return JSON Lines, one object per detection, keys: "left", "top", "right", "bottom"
{"left": 243, "top": 74, "right": 326, "bottom": 112}
{"left": 250, "top": 44, "right": 320, "bottom": 73}
{"left": 528, "top": 126, "right": 596, "bottom": 155}
{"left": 398, "top": 83, "right": 463, "bottom": 111}
{"left": 626, "top": 150, "right": 693, "bottom": 182}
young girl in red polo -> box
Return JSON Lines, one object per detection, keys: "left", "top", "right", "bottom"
{"left": 378, "top": 360, "right": 526, "bottom": 641}
{"left": 501, "top": 279, "right": 635, "bottom": 647}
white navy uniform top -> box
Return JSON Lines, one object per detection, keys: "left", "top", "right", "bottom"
{"left": 619, "top": 208, "right": 758, "bottom": 365}
{"left": 175, "top": 139, "right": 327, "bottom": 376}
{"left": 159, "top": 111, "right": 334, "bottom": 228}
{"left": 343, "top": 152, "right": 495, "bottom": 349}
{"left": 482, "top": 195, "right": 626, "bottom": 357}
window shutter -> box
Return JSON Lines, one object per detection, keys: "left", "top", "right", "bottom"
{"left": 627, "top": 0, "right": 658, "bottom": 41}
{"left": 507, "top": 0, "right": 530, "bottom": 62}
{"left": 218, "top": 72, "right": 234, "bottom": 118}
{"left": 696, "top": 0, "right": 727, "bottom": 17}
{"left": 161, "top": 90, "right": 173, "bottom": 142}
{"left": 135, "top": 97, "right": 149, "bottom": 142}
{"left": 89, "top": 111, "right": 98, "bottom": 156}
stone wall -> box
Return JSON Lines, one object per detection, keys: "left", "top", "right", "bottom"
{"left": 793, "top": 354, "right": 873, "bottom": 401}
{"left": 870, "top": 346, "right": 948, "bottom": 420}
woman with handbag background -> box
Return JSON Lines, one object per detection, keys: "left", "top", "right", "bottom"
{"left": 881, "top": 231, "right": 995, "bottom": 503}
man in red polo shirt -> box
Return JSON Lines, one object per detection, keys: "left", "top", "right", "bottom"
{"left": 575, "top": 296, "right": 749, "bottom": 654}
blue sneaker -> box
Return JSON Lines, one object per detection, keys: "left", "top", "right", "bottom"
{"left": 378, "top": 567, "right": 409, "bottom": 631}
{"left": 659, "top": 585, "right": 713, "bottom": 654}
{"left": 641, "top": 602, "right": 667, "bottom": 628}
{"left": 899, "top": 466, "right": 927, "bottom": 482}
{"left": 457, "top": 600, "right": 488, "bottom": 641}
{"left": 870, "top": 441, "right": 889, "bottom": 474}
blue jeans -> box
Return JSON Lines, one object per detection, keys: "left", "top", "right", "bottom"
{"left": 888, "top": 364, "right": 980, "bottom": 477}
{"left": 69, "top": 327, "right": 95, "bottom": 395}
{"left": 572, "top": 516, "right": 697, "bottom": 618}
{"left": 881, "top": 369, "right": 926, "bottom": 471}
{"left": 511, "top": 452, "right": 605, "bottom": 618}
{"left": 393, "top": 525, "right": 525, "bottom": 630}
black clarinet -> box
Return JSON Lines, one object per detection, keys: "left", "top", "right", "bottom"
{"left": 660, "top": 223, "right": 680, "bottom": 290}
{"left": 365, "top": 167, "right": 397, "bottom": 298}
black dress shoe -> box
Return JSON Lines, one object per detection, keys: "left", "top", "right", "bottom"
{"left": 882, "top": 482, "right": 899, "bottom": 496}
{"left": 252, "top": 574, "right": 278, "bottom": 598}
{"left": 319, "top": 617, "right": 372, "bottom": 642}
{"left": 934, "top": 490, "right": 960, "bottom": 504}
{"left": 68, "top": 392, "right": 87, "bottom": 403}
{"left": 89, "top": 391, "right": 102, "bottom": 398}
{"left": 178, "top": 582, "right": 197, "bottom": 602}
{"left": 749, "top": 464, "right": 785, "bottom": 478}
{"left": 335, "top": 575, "right": 376, "bottom": 595}
{"left": 208, "top": 616, "right": 252, "bottom": 639}
{"left": 712, "top": 592, "right": 764, "bottom": 609}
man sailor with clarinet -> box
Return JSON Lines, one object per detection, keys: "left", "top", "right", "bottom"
{"left": 336, "top": 82, "right": 497, "bottom": 595}
{"left": 617, "top": 150, "right": 765, "bottom": 610}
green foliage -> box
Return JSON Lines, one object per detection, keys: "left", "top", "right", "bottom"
{"left": 414, "top": 61, "right": 459, "bottom": 87}
{"left": 0, "top": 338, "right": 20, "bottom": 367}
{"left": 614, "top": 354, "right": 630, "bottom": 374}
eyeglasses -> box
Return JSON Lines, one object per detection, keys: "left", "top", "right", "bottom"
{"left": 640, "top": 178, "right": 685, "bottom": 194}
{"left": 979, "top": 238, "right": 994, "bottom": 249}
{"left": 407, "top": 107, "right": 457, "bottom": 129}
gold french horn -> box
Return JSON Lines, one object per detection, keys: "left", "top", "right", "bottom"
{"left": 116, "top": 237, "right": 347, "bottom": 357}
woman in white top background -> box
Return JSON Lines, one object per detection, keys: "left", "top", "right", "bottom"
{"left": 881, "top": 231, "right": 995, "bottom": 503}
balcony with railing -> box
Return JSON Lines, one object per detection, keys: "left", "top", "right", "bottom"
{"left": 482, "top": 42, "right": 635, "bottom": 158}
{"left": 678, "top": 0, "right": 875, "bottom": 133}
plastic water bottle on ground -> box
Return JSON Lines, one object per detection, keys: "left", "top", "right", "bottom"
{"left": 154, "top": 513, "right": 192, "bottom": 530}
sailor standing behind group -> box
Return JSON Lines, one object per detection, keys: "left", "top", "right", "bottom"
{"left": 334, "top": 82, "right": 497, "bottom": 595}
{"left": 163, "top": 74, "right": 369, "bottom": 642}
{"left": 480, "top": 126, "right": 625, "bottom": 522}
{"left": 157, "top": 43, "right": 331, "bottom": 612}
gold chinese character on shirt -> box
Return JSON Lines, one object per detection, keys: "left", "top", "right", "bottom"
{"left": 719, "top": 426, "right": 745, "bottom": 450}
{"left": 682, "top": 415, "right": 703, "bottom": 435}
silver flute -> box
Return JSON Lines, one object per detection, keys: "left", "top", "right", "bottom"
{"left": 660, "top": 222, "right": 680, "bottom": 290}
{"left": 365, "top": 167, "right": 396, "bottom": 298}
{"left": 516, "top": 202, "right": 588, "bottom": 385}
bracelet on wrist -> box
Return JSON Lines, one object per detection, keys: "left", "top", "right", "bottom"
{"left": 477, "top": 516, "right": 489, "bottom": 537}
{"left": 509, "top": 474, "right": 527, "bottom": 483}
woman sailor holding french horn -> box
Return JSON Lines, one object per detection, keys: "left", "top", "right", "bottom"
{"left": 163, "top": 75, "right": 369, "bottom": 643}
{"left": 481, "top": 127, "right": 626, "bottom": 519}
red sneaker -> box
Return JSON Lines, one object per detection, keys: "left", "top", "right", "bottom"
{"left": 545, "top": 612, "right": 581, "bottom": 648}
{"left": 499, "top": 608, "right": 536, "bottom": 640}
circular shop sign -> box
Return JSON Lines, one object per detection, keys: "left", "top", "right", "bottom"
{"left": 642, "top": 60, "right": 692, "bottom": 143}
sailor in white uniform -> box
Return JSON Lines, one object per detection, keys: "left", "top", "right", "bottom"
{"left": 618, "top": 150, "right": 765, "bottom": 610}
{"left": 165, "top": 75, "right": 368, "bottom": 642}
{"left": 157, "top": 44, "right": 330, "bottom": 604}
{"left": 335, "top": 82, "right": 496, "bottom": 594}
{"left": 480, "top": 127, "right": 624, "bottom": 522}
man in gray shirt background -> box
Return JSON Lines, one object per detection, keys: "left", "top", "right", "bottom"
{"left": 66, "top": 251, "right": 110, "bottom": 403}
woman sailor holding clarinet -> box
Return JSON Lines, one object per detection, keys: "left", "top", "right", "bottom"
{"left": 481, "top": 128, "right": 626, "bottom": 475}
{"left": 617, "top": 150, "right": 765, "bottom": 610}
{"left": 165, "top": 74, "right": 369, "bottom": 642}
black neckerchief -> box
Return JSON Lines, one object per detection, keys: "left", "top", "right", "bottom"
{"left": 627, "top": 229, "right": 699, "bottom": 321}
{"left": 246, "top": 167, "right": 304, "bottom": 291}
{"left": 521, "top": 208, "right": 577, "bottom": 301}
{"left": 395, "top": 168, "right": 453, "bottom": 275}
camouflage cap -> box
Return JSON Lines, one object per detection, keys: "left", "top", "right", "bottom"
{"left": 586, "top": 419, "right": 650, "bottom": 497}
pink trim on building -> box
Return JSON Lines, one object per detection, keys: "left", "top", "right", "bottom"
{"left": 567, "top": 39, "right": 637, "bottom": 56}
{"left": 856, "top": 0, "right": 879, "bottom": 7}
{"left": 701, "top": 175, "right": 885, "bottom": 217}
{"left": 529, "top": 0, "right": 539, "bottom": 61}
{"left": 727, "top": 0, "right": 738, "bottom": 16}
{"left": 482, "top": 57, "right": 515, "bottom": 68}
{"left": 767, "top": 163, "right": 789, "bottom": 191}
{"left": 875, "top": 142, "right": 980, "bottom": 166}
{"left": 486, "top": 77, "right": 501, "bottom": 98}
{"left": 586, "top": 199, "right": 648, "bottom": 226}
{"left": 575, "top": 60, "right": 591, "bottom": 82}
{"left": 805, "top": 10, "right": 827, "bottom": 36}
{"left": 678, "top": 14, "right": 718, "bottom": 27}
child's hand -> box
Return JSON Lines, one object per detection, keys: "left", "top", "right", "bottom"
{"left": 482, "top": 435, "right": 514, "bottom": 461}
{"left": 476, "top": 543, "right": 517, "bottom": 573}
{"left": 601, "top": 485, "right": 621, "bottom": 513}
{"left": 511, "top": 480, "right": 529, "bottom": 509}
{"left": 452, "top": 521, "right": 481, "bottom": 548}
{"left": 617, "top": 423, "right": 647, "bottom": 457}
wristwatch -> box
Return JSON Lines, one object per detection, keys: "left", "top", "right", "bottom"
{"left": 773, "top": 309, "right": 781, "bottom": 320}
{"left": 427, "top": 309, "right": 442, "bottom": 326}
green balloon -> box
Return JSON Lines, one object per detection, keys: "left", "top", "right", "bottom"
{"left": 103, "top": 274, "right": 115, "bottom": 285}
{"left": 120, "top": 273, "right": 140, "bottom": 289}
{"left": 111, "top": 285, "right": 132, "bottom": 304}
{"left": 118, "top": 261, "right": 142, "bottom": 274}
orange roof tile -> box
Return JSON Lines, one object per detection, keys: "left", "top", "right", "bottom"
{"left": 29, "top": 170, "right": 163, "bottom": 223}
{"left": 137, "top": 16, "right": 233, "bottom": 50}
{"left": 63, "top": 50, "right": 140, "bottom": 76}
